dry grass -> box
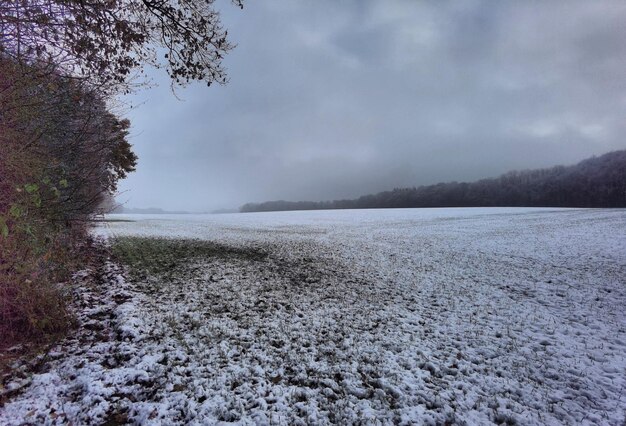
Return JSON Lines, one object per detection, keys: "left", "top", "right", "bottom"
{"left": 0, "top": 225, "right": 97, "bottom": 350}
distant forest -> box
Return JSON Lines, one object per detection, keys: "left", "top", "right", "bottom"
{"left": 241, "top": 150, "right": 626, "bottom": 212}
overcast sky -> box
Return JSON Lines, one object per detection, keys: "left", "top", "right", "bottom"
{"left": 119, "top": 0, "right": 626, "bottom": 212}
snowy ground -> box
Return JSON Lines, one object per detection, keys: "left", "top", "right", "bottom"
{"left": 1, "top": 207, "right": 625, "bottom": 425}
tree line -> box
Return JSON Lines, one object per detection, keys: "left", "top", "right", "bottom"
{"left": 1, "top": 0, "right": 239, "bottom": 344}
{"left": 241, "top": 150, "right": 626, "bottom": 213}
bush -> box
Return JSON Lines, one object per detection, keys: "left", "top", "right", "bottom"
{"left": 0, "top": 57, "right": 136, "bottom": 347}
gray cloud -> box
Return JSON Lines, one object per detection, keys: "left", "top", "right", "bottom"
{"left": 118, "top": 0, "right": 626, "bottom": 211}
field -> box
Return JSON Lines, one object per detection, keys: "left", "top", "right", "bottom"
{"left": 1, "top": 208, "right": 625, "bottom": 425}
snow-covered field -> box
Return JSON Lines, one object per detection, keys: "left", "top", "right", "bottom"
{"left": 1, "top": 207, "right": 625, "bottom": 425}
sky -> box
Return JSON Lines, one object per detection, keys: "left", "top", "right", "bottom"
{"left": 119, "top": 0, "right": 626, "bottom": 212}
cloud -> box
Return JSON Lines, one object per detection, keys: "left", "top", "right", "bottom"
{"left": 118, "top": 0, "right": 626, "bottom": 211}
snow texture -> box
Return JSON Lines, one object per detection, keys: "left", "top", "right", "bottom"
{"left": 1, "top": 207, "right": 625, "bottom": 425}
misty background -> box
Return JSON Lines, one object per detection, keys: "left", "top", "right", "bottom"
{"left": 119, "top": 0, "right": 626, "bottom": 212}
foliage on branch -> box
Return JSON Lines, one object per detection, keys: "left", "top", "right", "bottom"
{"left": 0, "top": 0, "right": 242, "bottom": 91}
